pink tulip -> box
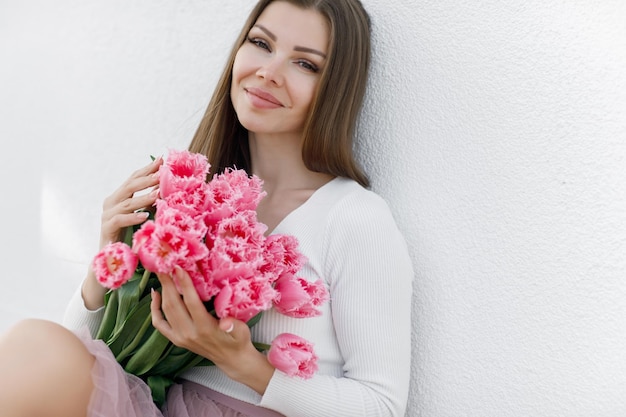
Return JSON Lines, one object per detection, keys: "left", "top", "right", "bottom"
{"left": 273, "top": 273, "right": 328, "bottom": 318}
{"left": 163, "top": 255, "right": 215, "bottom": 302}
{"left": 92, "top": 242, "right": 138, "bottom": 289}
{"left": 154, "top": 200, "right": 208, "bottom": 241}
{"left": 158, "top": 149, "right": 210, "bottom": 199}
{"left": 161, "top": 180, "right": 212, "bottom": 219}
{"left": 213, "top": 277, "right": 278, "bottom": 322}
{"left": 132, "top": 220, "right": 208, "bottom": 275}
{"left": 261, "top": 234, "right": 307, "bottom": 281}
{"left": 207, "top": 168, "right": 266, "bottom": 213}
{"left": 214, "top": 210, "right": 266, "bottom": 244}
{"left": 267, "top": 333, "right": 318, "bottom": 379}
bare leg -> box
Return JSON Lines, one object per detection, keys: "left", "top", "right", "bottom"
{"left": 0, "top": 319, "right": 94, "bottom": 417}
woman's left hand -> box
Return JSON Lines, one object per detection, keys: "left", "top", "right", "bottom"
{"left": 150, "top": 266, "right": 275, "bottom": 394}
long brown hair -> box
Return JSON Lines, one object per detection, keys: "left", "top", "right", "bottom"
{"left": 188, "top": 0, "right": 371, "bottom": 187}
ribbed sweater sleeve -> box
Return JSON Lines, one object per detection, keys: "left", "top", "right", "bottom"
{"left": 259, "top": 183, "right": 414, "bottom": 417}
{"left": 62, "top": 285, "right": 105, "bottom": 337}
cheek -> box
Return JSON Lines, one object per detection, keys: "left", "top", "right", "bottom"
{"left": 230, "top": 50, "right": 247, "bottom": 106}
{"left": 232, "top": 46, "right": 257, "bottom": 81}
{"left": 231, "top": 51, "right": 244, "bottom": 86}
{"left": 294, "top": 80, "right": 319, "bottom": 112}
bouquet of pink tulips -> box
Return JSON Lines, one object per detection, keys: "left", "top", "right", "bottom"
{"left": 92, "top": 149, "right": 328, "bottom": 407}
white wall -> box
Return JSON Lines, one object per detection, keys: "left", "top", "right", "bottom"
{"left": 1, "top": 1, "right": 625, "bottom": 416}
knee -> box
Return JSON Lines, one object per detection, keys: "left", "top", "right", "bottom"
{"left": 0, "top": 319, "right": 95, "bottom": 415}
{"left": 2, "top": 318, "right": 72, "bottom": 350}
{"left": 0, "top": 318, "right": 93, "bottom": 372}
{"left": 0, "top": 318, "right": 51, "bottom": 350}
{"left": 2, "top": 317, "right": 60, "bottom": 337}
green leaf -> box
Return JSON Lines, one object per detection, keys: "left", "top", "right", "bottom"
{"left": 113, "top": 309, "right": 154, "bottom": 362}
{"left": 246, "top": 311, "right": 263, "bottom": 328}
{"left": 147, "top": 347, "right": 214, "bottom": 377}
{"left": 253, "top": 341, "right": 271, "bottom": 352}
{"left": 95, "top": 290, "right": 118, "bottom": 341}
{"left": 122, "top": 225, "right": 134, "bottom": 247}
{"left": 124, "top": 327, "right": 171, "bottom": 375}
{"left": 106, "top": 294, "right": 152, "bottom": 357}
{"left": 111, "top": 273, "right": 144, "bottom": 334}
{"left": 174, "top": 354, "right": 212, "bottom": 376}
{"left": 146, "top": 375, "right": 174, "bottom": 409}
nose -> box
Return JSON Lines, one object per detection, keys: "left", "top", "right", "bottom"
{"left": 256, "top": 57, "right": 285, "bottom": 86}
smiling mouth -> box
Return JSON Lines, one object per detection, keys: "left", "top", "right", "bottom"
{"left": 245, "top": 87, "right": 284, "bottom": 107}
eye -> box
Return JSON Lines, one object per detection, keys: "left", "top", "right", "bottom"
{"left": 296, "top": 60, "right": 319, "bottom": 73}
{"left": 247, "top": 36, "right": 270, "bottom": 52}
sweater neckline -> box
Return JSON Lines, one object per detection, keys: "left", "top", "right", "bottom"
{"left": 268, "top": 176, "right": 342, "bottom": 235}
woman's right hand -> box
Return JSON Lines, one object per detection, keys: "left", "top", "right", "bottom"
{"left": 98, "top": 156, "right": 163, "bottom": 250}
{"left": 82, "top": 156, "right": 163, "bottom": 310}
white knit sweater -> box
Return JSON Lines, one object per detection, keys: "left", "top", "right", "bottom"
{"left": 63, "top": 177, "right": 414, "bottom": 417}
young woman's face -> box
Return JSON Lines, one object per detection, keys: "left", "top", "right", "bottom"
{"left": 230, "top": 1, "right": 329, "bottom": 137}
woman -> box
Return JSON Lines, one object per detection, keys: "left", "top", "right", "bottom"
{"left": 0, "top": 1, "right": 413, "bottom": 416}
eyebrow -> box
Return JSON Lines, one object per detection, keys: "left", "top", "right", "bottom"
{"left": 253, "top": 24, "right": 327, "bottom": 59}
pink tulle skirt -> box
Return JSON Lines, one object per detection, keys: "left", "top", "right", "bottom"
{"left": 75, "top": 328, "right": 284, "bottom": 417}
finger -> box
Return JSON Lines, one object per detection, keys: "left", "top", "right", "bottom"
{"left": 114, "top": 188, "right": 159, "bottom": 215}
{"left": 126, "top": 155, "right": 163, "bottom": 184}
{"left": 157, "top": 271, "right": 198, "bottom": 325}
{"left": 150, "top": 288, "right": 172, "bottom": 336}
{"left": 100, "top": 171, "right": 160, "bottom": 235}
{"left": 173, "top": 266, "right": 214, "bottom": 320}
{"left": 172, "top": 266, "right": 195, "bottom": 299}
{"left": 218, "top": 317, "right": 236, "bottom": 334}
{"left": 217, "top": 317, "right": 252, "bottom": 345}
{"left": 103, "top": 158, "right": 162, "bottom": 211}
{"left": 133, "top": 155, "right": 163, "bottom": 177}
{"left": 157, "top": 272, "right": 185, "bottom": 311}
{"left": 102, "top": 201, "right": 153, "bottom": 231}
{"left": 99, "top": 202, "right": 153, "bottom": 247}
{"left": 156, "top": 271, "right": 177, "bottom": 294}
{"left": 154, "top": 273, "right": 197, "bottom": 345}
{"left": 103, "top": 177, "right": 160, "bottom": 215}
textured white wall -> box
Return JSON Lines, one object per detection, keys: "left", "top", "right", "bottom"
{"left": 1, "top": 1, "right": 625, "bottom": 416}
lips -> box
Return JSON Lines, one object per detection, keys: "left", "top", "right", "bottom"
{"left": 245, "top": 87, "right": 284, "bottom": 107}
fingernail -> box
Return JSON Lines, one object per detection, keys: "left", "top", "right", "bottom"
{"left": 225, "top": 323, "right": 234, "bottom": 333}
{"left": 137, "top": 211, "right": 150, "bottom": 219}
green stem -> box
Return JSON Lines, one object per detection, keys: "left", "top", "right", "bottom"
{"left": 123, "top": 225, "right": 134, "bottom": 246}
{"left": 137, "top": 268, "right": 152, "bottom": 295}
